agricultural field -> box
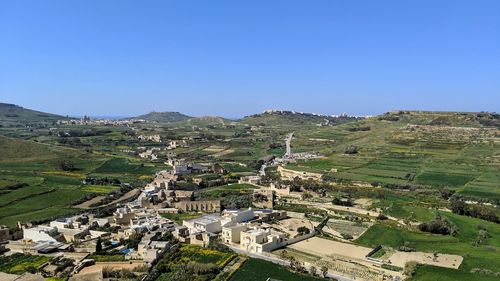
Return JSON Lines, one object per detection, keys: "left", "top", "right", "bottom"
{"left": 0, "top": 253, "right": 51, "bottom": 274}
{"left": 229, "top": 258, "right": 323, "bottom": 281}
{"left": 0, "top": 135, "right": 161, "bottom": 227}
{"left": 287, "top": 111, "right": 499, "bottom": 203}
{"left": 154, "top": 244, "right": 236, "bottom": 280}
{"left": 355, "top": 210, "right": 500, "bottom": 278}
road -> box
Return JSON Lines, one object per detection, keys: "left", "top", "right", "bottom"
{"left": 285, "top": 132, "right": 294, "bottom": 157}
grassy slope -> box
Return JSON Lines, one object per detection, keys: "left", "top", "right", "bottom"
{"left": 0, "top": 103, "right": 65, "bottom": 125}
{"left": 0, "top": 136, "right": 160, "bottom": 227}
{"left": 287, "top": 111, "right": 499, "bottom": 201}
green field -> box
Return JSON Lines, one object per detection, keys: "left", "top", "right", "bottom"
{"left": 356, "top": 210, "right": 500, "bottom": 276}
{"left": 286, "top": 112, "right": 499, "bottom": 204}
{"left": 230, "top": 258, "right": 323, "bottom": 281}
{"left": 0, "top": 136, "right": 157, "bottom": 227}
{"left": 0, "top": 253, "right": 51, "bottom": 274}
{"left": 409, "top": 265, "right": 499, "bottom": 281}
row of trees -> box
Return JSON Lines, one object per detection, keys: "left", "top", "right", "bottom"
{"left": 450, "top": 198, "right": 499, "bottom": 223}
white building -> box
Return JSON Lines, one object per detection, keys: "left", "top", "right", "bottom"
{"left": 240, "top": 228, "right": 286, "bottom": 254}
{"left": 183, "top": 214, "right": 222, "bottom": 234}
{"left": 23, "top": 226, "right": 60, "bottom": 243}
{"left": 222, "top": 224, "right": 248, "bottom": 244}
{"left": 221, "top": 209, "right": 255, "bottom": 226}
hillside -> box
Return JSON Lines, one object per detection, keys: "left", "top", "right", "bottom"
{"left": 0, "top": 103, "right": 66, "bottom": 126}
{"left": 185, "top": 116, "right": 232, "bottom": 126}
{"left": 286, "top": 110, "right": 500, "bottom": 202}
{"left": 241, "top": 110, "right": 363, "bottom": 127}
{"left": 0, "top": 135, "right": 60, "bottom": 161}
{"left": 132, "top": 111, "right": 192, "bottom": 123}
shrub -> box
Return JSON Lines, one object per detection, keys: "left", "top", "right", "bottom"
{"left": 341, "top": 233, "right": 353, "bottom": 240}
{"left": 344, "top": 145, "right": 359, "bottom": 154}
{"left": 377, "top": 213, "right": 388, "bottom": 220}
{"left": 418, "top": 214, "right": 458, "bottom": 236}
{"left": 297, "top": 226, "right": 310, "bottom": 236}
{"left": 404, "top": 261, "right": 418, "bottom": 276}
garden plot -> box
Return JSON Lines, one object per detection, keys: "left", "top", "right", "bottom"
{"left": 388, "top": 251, "right": 463, "bottom": 269}
{"left": 272, "top": 217, "right": 314, "bottom": 237}
{"left": 324, "top": 219, "right": 372, "bottom": 239}
{"left": 289, "top": 237, "right": 372, "bottom": 261}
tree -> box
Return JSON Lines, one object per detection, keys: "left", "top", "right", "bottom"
{"left": 57, "top": 160, "right": 75, "bottom": 171}
{"left": 96, "top": 237, "right": 103, "bottom": 253}
{"left": 310, "top": 265, "right": 318, "bottom": 276}
{"left": 321, "top": 265, "right": 329, "bottom": 277}
{"left": 344, "top": 145, "right": 359, "bottom": 154}
{"left": 279, "top": 249, "right": 289, "bottom": 260}
{"left": 404, "top": 261, "right": 418, "bottom": 276}
{"left": 377, "top": 213, "right": 388, "bottom": 220}
{"left": 297, "top": 226, "right": 310, "bottom": 235}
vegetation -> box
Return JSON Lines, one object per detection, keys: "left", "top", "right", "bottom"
{"left": 229, "top": 258, "right": 323, "bottom": 281}
{"left": 0, "top": 253, "right": 51, "bottom": 274}
{"left": 147, "top": 244, "right": 235, "bottom": 281}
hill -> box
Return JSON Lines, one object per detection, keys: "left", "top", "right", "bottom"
{"left": 285, "top": 110, "right": 500, "bottom": 202}
{"left": 132, "top": 111, "right": 192, "bottom": 123}
{"left": 0, "top": 103, "right": 66, "bottom": 126}
{"left": 184, "top": 116, "right": 232, "bottom": 126}
{"left": 241, "top": 110, "right": 363, "bottom": 127}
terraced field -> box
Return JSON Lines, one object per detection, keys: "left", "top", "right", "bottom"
{"left": 0, "top": 136, "right": 161, "bottom": 227}
{"left": 288, "top": 112, "right": 499, "bottom": 202}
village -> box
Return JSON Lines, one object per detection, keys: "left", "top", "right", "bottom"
{"left": 0, "top": 133, "right": 466, "bottom": 281}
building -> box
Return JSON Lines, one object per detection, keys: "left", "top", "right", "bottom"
{"left": 239, "top": 175, "right": 261, "bottom": 185}
{"left": 254, "top": 210, "right": 287, "bottom": 222}
{"left": 173, "top": 200, "right": 221, "bottom": 213}
{"left": 173, "top": 163, "right": 211, "bottom": 175}
{"left": 222, "top": 224, "right": 248, "bottom": 244}
{"left": 57, "top": 227, "right": 90, "bottom": 243}
{"left": 137, "top": 233, "right": 171, "bottom": 265}
{"left": 221, "top": 209, "right": 255, "bottom": 226}
{"left": 183, "top": 215, "right": 222, "bottom": 234}
{"left": 189, "top": 231, "right": 218, "bottom": 247}
{"left": 23, "top": 226, "right": 61, "bottom": 243}
{"left": 113, "top": 206, "right": 138, "bottom": 226}
{"left": 240, "top": 228, "right": 286, "bottom": 254}
{"left": 253, "top": 189, "right": 274, "bottom": 209}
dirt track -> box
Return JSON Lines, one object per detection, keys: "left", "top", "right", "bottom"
{"left": 289, "top": 237, "right": 372, "bottom": 260}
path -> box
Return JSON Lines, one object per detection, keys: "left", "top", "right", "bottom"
{"left": 74, "top": 196, "right": 106, "bottom": 209}
{"left": 284, "top": 132, "right": 294, "bottom": 158}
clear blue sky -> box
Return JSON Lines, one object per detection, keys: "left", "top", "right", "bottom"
{"left": 1, "top": 0, "right": 499, "bottom": 117}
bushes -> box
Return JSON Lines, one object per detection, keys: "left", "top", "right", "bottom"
{"left": 418, "top": 214, "right": 458, "bottom": 236}
{"left": 0, "top": 253, "right": 51, "bottom": 274}
{"left": 450, "top": 198, "right": 499, "bottom": 223}
{"left": 344, "top": 145, "right": 359, "bottom": 154}
{"left": 399, "top": 241, "right": 416, "bottom": 252}
{"left": 57, "top": 160, "right": 76, "bottom": 171}
{"left": 88, "top": 253, "right": 125, "bottom": 262}
{"left": 297, "top": 226, "right": 310, "bottom": 236}
{"left": 332, "top": 197, "right": 353, "bottom": 207}
{"left": 348, "top": 126, "right": 371, "bottom": 132}
{"left": 186, "top": 261, "right": 218, "bottom": 275}
{"left": 377, "top": 213, "right": 388, "bottom": 220}
{"left": 341, "top": 233, "right": 353, "bottom": 240}
{"left": 382, "top": 264, "right": 403, "bottom": 272}
{"left": 404, "top": 261, "right": 418, "bottom": 276}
